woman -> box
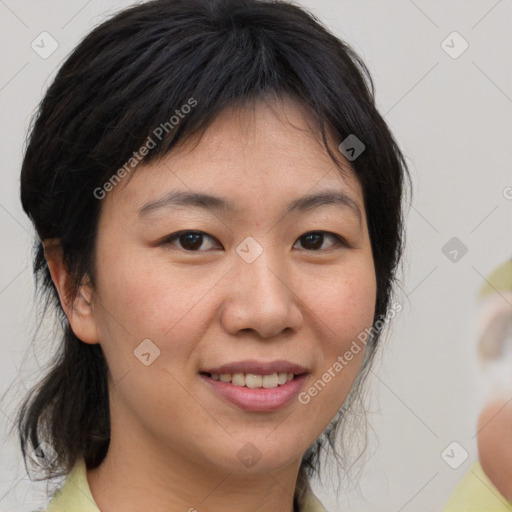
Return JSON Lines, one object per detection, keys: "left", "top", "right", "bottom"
{"left": 15, "top": 0, "right": 410, "bottom": 510}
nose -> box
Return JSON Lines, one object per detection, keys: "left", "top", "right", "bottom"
{"left": 220, "top": 246, "right": 304, "bottom": 339}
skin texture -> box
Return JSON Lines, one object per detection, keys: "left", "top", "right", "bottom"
{"left": 46, "top": 97, "right": 377, "bottom": 512}
{"left": 477, "top": 399, "right": 512, "bottom": 501}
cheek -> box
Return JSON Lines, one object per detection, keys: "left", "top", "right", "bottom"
{"left": 92, "top": 246, "right": 223, "bottom": 372}
{"left": 307, "top": 259, "right": 377, "bottom": 350}
{"left": 297, "top": 259, "right": 377, "bottom": 413}
{"left": 95, "top": 247, "right": 189, "bottom": 332}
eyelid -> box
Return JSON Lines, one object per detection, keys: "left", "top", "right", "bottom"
{"left": 161, "top": 230, "right": 221, "bottom": 250}
{"left": 296, "top": 231, "right": 348, "bottom": 250}
{"left": 160, "top": 230, "right": 348, "bottom": 252}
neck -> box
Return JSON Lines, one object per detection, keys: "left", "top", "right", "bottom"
{"left": 86, "top": 424, "right": 302, "bottom": 512}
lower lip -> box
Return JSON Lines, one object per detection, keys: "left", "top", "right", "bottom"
{"left": 199, "top": 373, "right": 308, "bottom": 412}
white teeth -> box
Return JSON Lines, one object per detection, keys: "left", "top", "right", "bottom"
{"left": 245, "top": 374, "right": 262, "bottom": 388}
{"left": 231, "top": 373, "right": 245, "bottom": 386}
{"left": 262, "top": 373, "right": 279, "bottom": 388}
{"left": 278, "top": 372, "right": 288, "bottom": 385}
{"left": 208, "top": 371, "right": 296, "bottom": 388}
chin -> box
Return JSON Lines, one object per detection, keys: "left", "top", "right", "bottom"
{"left": 212, "top": 440, "right": 302, "bottom": 474}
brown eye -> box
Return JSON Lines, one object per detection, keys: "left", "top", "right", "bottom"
{"left": 294, "top": 231, "right": 346, "bottom": 251}
{"left": 163, "top": 231, "right": 220, "bottom": 251}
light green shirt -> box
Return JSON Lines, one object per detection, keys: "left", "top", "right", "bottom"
{"left": 444, "top": 460, "right": 512, "bottom": 511}
{"left": 42, "top": 458, "right": 327, "bottom": 512}
{"left": 41, "top": 457, "right": 512, "bottom": 511}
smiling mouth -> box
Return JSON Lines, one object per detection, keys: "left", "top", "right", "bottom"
{"left": 200, "top": 372, "right": 302, "bottom": 389}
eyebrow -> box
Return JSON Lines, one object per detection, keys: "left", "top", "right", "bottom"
{"left": 138, "top": 189, "right": 362, "bottom": 225}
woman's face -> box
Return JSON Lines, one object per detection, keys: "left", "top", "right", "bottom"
{"left": 87, "top": 97, "right": 377, "bottom": 474}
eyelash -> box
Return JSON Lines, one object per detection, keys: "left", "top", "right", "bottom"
{"left": 161, "top": 230, "right": 348, "bottom": 252}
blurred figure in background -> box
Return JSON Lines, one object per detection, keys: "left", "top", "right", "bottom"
{"left": 444, "top": 258, "right": 512, "bottom": 511}
{"left": 476, "top": 258, "right": 512, "bottom": 502}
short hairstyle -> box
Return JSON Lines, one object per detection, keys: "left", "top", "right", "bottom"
{"left": 15, "top": 0, "right": 410, "bottom": 503}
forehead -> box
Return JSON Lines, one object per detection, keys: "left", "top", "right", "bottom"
{"left": 102, "top": 97, "right": 364, "bottom": 220}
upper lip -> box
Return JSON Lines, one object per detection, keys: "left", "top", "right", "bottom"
{"left": 201, "top": 360, "right": 308, "bottom": 375}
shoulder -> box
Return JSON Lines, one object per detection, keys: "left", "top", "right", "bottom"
{"left": 443, "top": 460, "right": 512, "bottom": 512}
{"left": 300, "top": 486, "right": 329, "bottom": 512}
{"left": 42, "top": 458, "right": 101, "bottom": 512}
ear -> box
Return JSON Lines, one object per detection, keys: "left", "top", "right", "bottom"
{"left": 43, "top": 238, "right": 100, "bottom": 344}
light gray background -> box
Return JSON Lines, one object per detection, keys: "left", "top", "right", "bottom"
{"left": 1, "top": 1, "right": 511, "bottom": 511}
